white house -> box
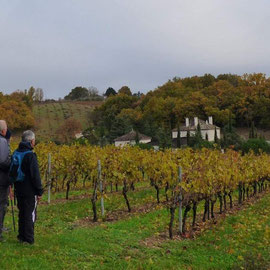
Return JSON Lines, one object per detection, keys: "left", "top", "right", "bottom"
{"left": 114, "top": 130, "right": 152, "bottom": 147}
{"left": 172, "top": 116, "right": 221, "bottom": 142}
{"left": 75, "top": 132, "right": 84, "bottom": 139}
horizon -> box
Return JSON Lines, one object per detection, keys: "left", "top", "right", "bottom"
{"left": 1, "top": 71, "right": 269, "bottom": 100}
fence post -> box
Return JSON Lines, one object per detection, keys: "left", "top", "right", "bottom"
{"left": 178, "top": 166, "right": 182, "bottom": 234}
{"left": 98, "top": 160, "right": 105, "bottom": 217}
{"left": 48, "top": 153, "right": 51, "bottom": 204}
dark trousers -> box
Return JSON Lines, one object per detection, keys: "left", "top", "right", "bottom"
{"left": 0, "top": 186, "right": 9, "bottom": 236}
{"left": 17, "top": 196, "right": 37, "bottom": 244}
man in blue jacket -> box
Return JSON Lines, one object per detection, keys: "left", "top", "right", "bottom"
{"left": 14, "top": 130, "right": 43, "bottom": 244}
{"left": 0, "top": 120, "right": 11, "bottom": 242}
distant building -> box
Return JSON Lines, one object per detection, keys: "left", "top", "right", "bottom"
{"left": 75, "top": 132, "right": 84, "bottom": 139}
{"left": 114, "top": 130, "right": 152, "bottom": 147}
{"left": 172, "top": 116, "right": 221, "bottom": 142}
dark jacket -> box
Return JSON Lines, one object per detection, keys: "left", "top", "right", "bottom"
{"left": 14, "top": 141, "right": 43, "bottom": 197}
{"left": 0, "top": 134, "right": 11, "bottom": 187}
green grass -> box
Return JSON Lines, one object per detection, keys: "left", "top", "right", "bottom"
{"left": 32, "top": 101, "right": 102, "bottom": 141}
{"left": 1, "top": 191, "right": 270, "bottom": 270}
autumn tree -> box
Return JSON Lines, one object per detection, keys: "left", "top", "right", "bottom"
{"left": 56, "top": 118, "right": 82, "bottom": 143}
{"left": 89, "top": 73, "right": 270, "bottom": 145}
{"left": 9, "top": 90, "right": 33, "bottom": 108}
{"left": 0, "top": 100, "right": 34, "bottom": 129}
{"left": 0, "top": 90, "right": 35, "bottom": 129}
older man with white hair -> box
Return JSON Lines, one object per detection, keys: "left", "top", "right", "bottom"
{"left": 0, "top": 120, "right": 11, "bottom": 242}
{"left": 13, "top": 130, "right": 43, "bottom": 244}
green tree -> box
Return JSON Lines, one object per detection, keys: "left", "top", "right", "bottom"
{"left": 135, "top": 130, "right": 140, "bottom": 144}
{"left": 109, "top": 116, "right": 132, "bottom": 143}
{"left": 187, "top": 130, "right": 191, "bottom": 146}
{"left": 28, "top": 86, "right": 35, "bottom": 100}
{"left": 201, "top": 73, "right": 216, "bottom": 88}
{"left": 214, "top": 127, "right": 218, "bottom": 143}
{"left": 65, "top": 86, "right": 89, "bottom": 100}
{"left": 82, "top": 127, "right": 100, "bottom": 145}
{"left": 118, "top": 86, "right": 132, "bottom": 96}
{"left": 222, "top": 114, "right": 243, "bottom": 149}
{"left": 195, "top": 124, "right": 202, "bottom": 140}
{"left": 189, "top": 124, "right": 203, "bottom": 147}
{"left": 217, "top": 74, "right": 240, "bottom": 87}
{"left": 249, "top": 121, "right": 256, "bottom": 139}
{"left": 94, "top": 94, "right": 137, "bottom": 135}
{"left": 241, "top": 138, "right": 270, "bottom": 154}
{"left": 157, "top": 127, "right": 172, "bottom": 149}
{"left": 104, "top": 87, "right": 117, "bottom": 97}
{"left": 176, "top": 124, "right": 181, "bottom": 148}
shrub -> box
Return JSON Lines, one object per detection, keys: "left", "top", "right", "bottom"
{"left": 241, "top": 138, "right": 270, "bottom": 154}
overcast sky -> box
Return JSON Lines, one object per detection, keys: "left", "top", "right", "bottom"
{"left": 1, "top": 0, "right": 270, "bottom": 99}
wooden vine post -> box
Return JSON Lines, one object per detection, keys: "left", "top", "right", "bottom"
{"left": 178, "top": 167, "right": 183, "bottom": 235}
{"left": 98, "top": 160, "right": 105, "bottom": 218}
{"left": 47, "top": 153, "right": 51, "bottom": 204}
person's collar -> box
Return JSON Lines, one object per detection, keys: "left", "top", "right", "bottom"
{"left": 18, "top": 141, "right": 33, "bottom": 150}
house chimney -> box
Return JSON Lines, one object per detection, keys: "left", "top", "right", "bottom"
{"left": 185, "top": 117, "right": 189, "bottom": 127}
{"left": 208, "top": 116, "right": 213, "bottom": 125}
{"left": 194, "top": 117, "right": 198, "bottom": 127}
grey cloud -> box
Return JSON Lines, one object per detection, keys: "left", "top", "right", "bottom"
{"left": 0, "top": 0, "right": 270, "bottom": 98}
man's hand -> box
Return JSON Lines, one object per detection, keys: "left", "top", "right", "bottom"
{"left": 37, "top": 196, "right": 42, "bottom": 203}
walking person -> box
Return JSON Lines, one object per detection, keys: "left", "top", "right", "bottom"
{"left": 0, "top": 120, "right": 11, "bottom": 242}
{"left": 13, "top": 130, "right": 43, "bottom": 244}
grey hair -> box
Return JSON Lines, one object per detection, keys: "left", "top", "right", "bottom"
{"left": 0, "top": 120, "right": 7, "bottom": 132}
{"left": 22, "top": 130, "right": 35, "bottom": 142}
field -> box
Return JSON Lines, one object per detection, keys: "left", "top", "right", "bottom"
{"left": 1, "top": 185, "right": 270, "bottom": 270}
{"left": 5, "top": 136, "right": 270, "bottom": 269}
{"left": 32, "top": 101, "right": 102, "bottom": 141}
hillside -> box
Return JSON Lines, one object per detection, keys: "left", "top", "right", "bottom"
{"left": 91, "top": 74, "right": 270, "bottom": 145}
{"left": 33, "top": 101, "right": 102, "bottom": 141}
{"left": 31, "top": 100, "right": 270, "bottom": 143}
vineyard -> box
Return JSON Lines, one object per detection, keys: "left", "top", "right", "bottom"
{"left": 32, "top": 101, "right": 102, "bottom": 141}
{"left": 13, "top": 142, "right": 269, "bottom": 239}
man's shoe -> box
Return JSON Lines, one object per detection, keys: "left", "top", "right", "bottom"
{"left": 22, "top": 241, "right": 34, "bottom": 245}
{"left": 17, "top": 236, "right": 24, "bottom": 243}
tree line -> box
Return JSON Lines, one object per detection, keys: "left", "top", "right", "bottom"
{"left": 0, "top": 87, "right": 40, "bottom": 130}
{"left": 87, "top": 73, "right": 270, "bottom": 146}
{"left": 63, "top": 85, "right": 141, "bottom": 101}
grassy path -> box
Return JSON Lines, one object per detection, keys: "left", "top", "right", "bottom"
{"left": 0, "top": 191, "right": 269, "bottom": 269}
